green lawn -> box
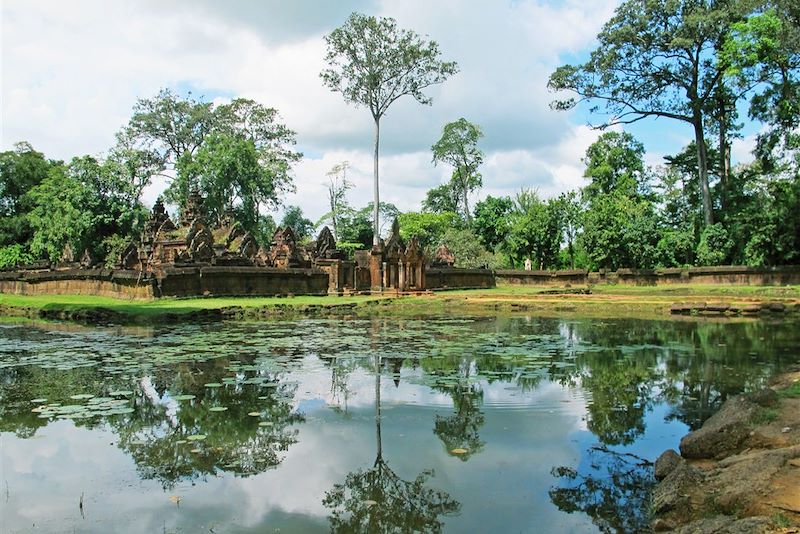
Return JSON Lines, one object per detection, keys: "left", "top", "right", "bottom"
{"left": 1, "top": 283, "right": 797, "bottom": 323}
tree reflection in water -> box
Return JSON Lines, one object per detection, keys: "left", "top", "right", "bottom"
{"left": 323, "top": 354, "right": 460, "bottom": 533}
{"left": 549, "top": 446, "right": 655, "bottom": 534}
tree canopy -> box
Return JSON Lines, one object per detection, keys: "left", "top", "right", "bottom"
{"left": 321, "top": 12, "right": 458, "bottom": 246}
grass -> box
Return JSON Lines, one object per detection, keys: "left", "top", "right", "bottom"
{"left": 1, "top": 283, "right": 798, "bottom": 324}
{"left": 777, "top": 380, "right": 800, "bottom": 398}
{"left": 751, "top": 407, "right": 780, "bottom": 425}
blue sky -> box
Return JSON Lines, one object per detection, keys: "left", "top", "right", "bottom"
{"left": 1, "top": 0, "right": 758, "bottom": 223}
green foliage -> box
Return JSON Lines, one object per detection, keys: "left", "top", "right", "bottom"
{"left": 472, "top": 195, "right": 514, "bottom": 251}
{"left": 549, "top": 0, "right": 747, "bottom": 226}
{"left": 398, "top": 211, "right": 460, "bottom": 249}
{"left": 581, "top": 192, "right": 660, "bottom": 270}
{"left": 27, "top": 164, "right": 95, "bottom": 262}
{"left": 280, "top": 206, "right": 314, "bottom": 241}
{"left": 125, "top": 90, "right": 299, "bottom": 226}
{"left": 422, "top": 183, "right": 461, "bottom": 214}
{"left": 777, "top": 381, "right": 800, "bottom": 399}
{"left": 504, "top": 190, "right": 562, "bottom": 269}
{"left": 431, "top": 118, "right": 484, "bottom": 221}
{"left": 696, "top": 223, "right": 733, "bottom": 266}
{"left": 582, "top": 132, "right": 644, "bottom": 202}
{"left": 656, "top": 229, "right": 695, "bottom": 268}
{"left": 438, "top": 228, "right": 496, "bottom": 269}
{"left": 723, "top": 6, "right": 800, "bottom": 172}
{"left": 101, "top": 234, "right": 135, "bottom": 269}
{"left": 337, "top": 209, "right": 374, "bottom": 248}
{"left": 0, "top": 143, "right": 54, "bottom": 246}
{"left": 176, "top": 133, "right": 289, "bottom": 233}
{"left": 0, "top": 244, "right": 34, "bottom": 269}
{"left": 321, "top": 13, "right": 458, "bottom": 120}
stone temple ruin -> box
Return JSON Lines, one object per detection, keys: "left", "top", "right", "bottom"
{"left": 0, "top": 193, "right": 495, "bottom": 299}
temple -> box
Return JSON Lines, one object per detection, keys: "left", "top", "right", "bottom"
{"left": 0, "top": 193, "right": 495, "bottom": 299}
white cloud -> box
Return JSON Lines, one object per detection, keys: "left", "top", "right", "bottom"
{"left": 2, "top": 0, "right": 621, "bottom": 222}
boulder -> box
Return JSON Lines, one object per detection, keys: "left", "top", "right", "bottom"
{"left": 679, "top": 395, "right": 758, "bottom": 459}
{"left": 652, "top": 461, "right": 703, "bottom": 516}
{"left": 654, "top": 449, "right": 683, "bottom": 481}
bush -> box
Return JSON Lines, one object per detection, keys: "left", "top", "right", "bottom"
{"left": 696, "top": 223, "right": 732, "bottom": 266}
{"left": 0, "top": 244, "right": 34, "bottom": 269}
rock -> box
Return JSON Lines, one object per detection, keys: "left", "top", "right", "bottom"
{"left": 740, "top": 304, "right": 762, "bottom": 314}
{"left": 679, "top": 395, "right": 758, "bottom": 459}
{"left": 652, "top": 461, "right": 703, "bottom": 516}
{"left": 652, "top": 518, "right": 676, "bottom": 531}
{"left": 768, "top": 302, "right": 786, "bottom": 312}
{"left": 675, "top": 515, "right": 771, "bottom": 534}
{"left": 655, "top": 449, "right": 684, "bottom": 481}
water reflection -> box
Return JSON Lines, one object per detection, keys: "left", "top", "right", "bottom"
{"left": 0, "top": 315, "right": 798, "bottom": 532}
{"left": 549, "top": 446, "right": 655, "bottom": 533}
{"left": 324, "top": 355, "right": 460, "bottom": 532}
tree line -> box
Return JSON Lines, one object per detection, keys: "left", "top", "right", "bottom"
{"left": 1, "top": 2, "right": 798, "bottom": 270}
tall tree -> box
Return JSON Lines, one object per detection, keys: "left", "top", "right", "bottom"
{"left": 123, "top": 88, "right": 216, "bottom": 174}
{"left": 321, "top": 13, "right": 458, "bottom": 246}
{"left": 723, "top": 2, "right": 800, "bottom": 172}
{"left": 549, "top": 0, "right": 750, "bottom": 226}
{"left": 431, "top": 118, "right": 484, "bottom": 222}
{"left": 122, "top": 90, "right": 299, "bottom": 213}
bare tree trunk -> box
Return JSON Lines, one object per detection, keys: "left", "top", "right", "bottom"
{"left": 462, "top": 184, "right": 471, "bottom": 224}
{"left": 718, "top": 92, "right": 730, "bottom": 213}
{"left": 373, "top": 117, "right": 381, "bottom": 247}
{"left": 693, "top": 117, "right": 714, "bottom": 226}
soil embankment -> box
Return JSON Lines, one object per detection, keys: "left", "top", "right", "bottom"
{"left": 652, "top": 367, "right": 800, "bottom": 533}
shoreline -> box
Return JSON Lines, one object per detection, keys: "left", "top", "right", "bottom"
{"left": 1, "top": 284, "right": 799, "bottom": 325}
{"left": 652, "top": 367, "right": 800, "bottom": 533}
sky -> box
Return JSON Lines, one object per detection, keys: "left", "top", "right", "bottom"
{"left": 1, "top": 0, "right": 758, "bottom": 225}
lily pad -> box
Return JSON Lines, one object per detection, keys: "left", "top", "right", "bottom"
{"left": 247, "top": 412, "right": 261, "bottom": 417}
{"left": 173, "top": 394, "right": 196, "bottom": 401}
{"left": 204, "top": 383, "right": 222, "bottom": 388}
{"left": 70, "top": 394, "right": 95, "bottom": 400}
{"left": 187, "top": 434, "right": 206, "bottom": 441}
{"left": 209, "top": 406, "right": 228, "bottom": 412}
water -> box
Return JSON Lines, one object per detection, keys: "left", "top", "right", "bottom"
{"left": 1, "top": 314, "right": 799, "bottom": 533}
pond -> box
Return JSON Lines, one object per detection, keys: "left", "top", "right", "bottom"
{"left": 1, "top": 314, "right": 799, "bottom": 533}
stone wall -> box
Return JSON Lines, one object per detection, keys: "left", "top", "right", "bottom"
{"left": 426, "top": 268, "right": 496, "bottom": 290}
{"left": 157, "top": 266, "right": 329, "bottom": 297}
{"left": 496, "top": 265, "right": 800, "bottom": 286}
{"left": 0, "top": 269, "right": 157, "bottom": 299}
{"left": 0, "top": 266, "right": 330, "bottom": 299}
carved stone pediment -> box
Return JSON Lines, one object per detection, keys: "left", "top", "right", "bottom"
{"left": 61, "top": 243, "right": 74, "bottom": 264}
{"left": 79, "top": 249, "right": 94, "bottom": 269}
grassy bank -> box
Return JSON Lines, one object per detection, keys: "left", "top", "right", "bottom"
{"left": 1, "top": 284, "right": 798, "bottom": 324}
